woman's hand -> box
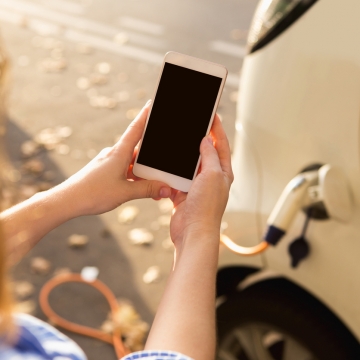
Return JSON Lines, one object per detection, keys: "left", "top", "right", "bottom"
{"left": 1, "top": 101, "right": 172, "bottom": 263}
{"left": 169, "top": 114, "right": 233, "bottom": 248}
{"left": 56, "top": 100, "right": 171, "bottom": 217}
{"left": 145, "top": 115, "right": 233, "bottom": 359}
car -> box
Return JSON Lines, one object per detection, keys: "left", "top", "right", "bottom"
{"left": 216, "top": 0, "right": 360, "bottom": 359}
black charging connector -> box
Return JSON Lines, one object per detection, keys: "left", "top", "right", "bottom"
{"left": 288, "top": 210, "right": 312, "bottom": 268}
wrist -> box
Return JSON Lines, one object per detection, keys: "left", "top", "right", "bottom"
{"left": 174, "top": 230, "right": 220, "bottom": 273}
{"left": 183, "top": 222, "right": 221, "bottom": 241}
{"left": 176, "top": 226, "right": 220, "bottom": 253}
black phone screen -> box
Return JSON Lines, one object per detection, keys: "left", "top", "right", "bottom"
{"left": 137, "top": 62, "right": 222, "bottom": 180}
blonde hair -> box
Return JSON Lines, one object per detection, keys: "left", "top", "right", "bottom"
{"left": 0, "top": 222, "right": 13, "bottom": 334}
{"left": 0, "top": 34, "right": 15, "bottom": 336}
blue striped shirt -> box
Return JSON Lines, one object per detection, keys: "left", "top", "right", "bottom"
{"left": 121, "top": 350, "right": 193, "bottom": 360}
{"left": 0, "top": 314, "right": 193, "bottom": 360}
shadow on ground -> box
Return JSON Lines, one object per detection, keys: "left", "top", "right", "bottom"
{"left": 5, "top": 118, "right": 154, "bottom": 360}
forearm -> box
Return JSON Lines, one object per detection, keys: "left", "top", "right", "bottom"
{"left": 145, "top": 232, "right": 220, "bottom": 360}
{"left": 0, "top": 184, "right": 80, "bottom": 265}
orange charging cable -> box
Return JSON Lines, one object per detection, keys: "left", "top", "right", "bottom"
{"left": 220, "top": 234, "right": 269, "bottom": 256}
{"left": 39, "top": 273, "right": 130, "bottom": 359}
{"left": 39, "top": 235, "right": 267, "bottom": 359}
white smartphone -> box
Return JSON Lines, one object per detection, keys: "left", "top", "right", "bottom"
{"left": 132, "top": 51, "right": 227, "bottom": 192}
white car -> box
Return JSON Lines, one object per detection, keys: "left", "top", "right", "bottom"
{"left": 216, "top": 0, "right": 360, "bottom": 359}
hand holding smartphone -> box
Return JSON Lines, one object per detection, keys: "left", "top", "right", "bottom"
{"left": 133, "top": 52, "right": 227, "bottom": 192}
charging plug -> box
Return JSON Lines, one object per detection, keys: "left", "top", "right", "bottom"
{"left": 288, "top": 236, "right": 310, "bottom": 268}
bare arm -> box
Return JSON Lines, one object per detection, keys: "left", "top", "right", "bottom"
{"left": 0, "top": 187, "right": 79, "bottom": 265}
{"left": 145, "top": 232, "right": 219, "bottom": 359}
{"left": 145, "top": 116, "right": 234, "bottom": 360}
{"left": 0, "top": 101, "right": 171, "bottom": 264}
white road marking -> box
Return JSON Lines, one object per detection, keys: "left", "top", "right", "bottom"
{"left": 124, "top": 32, "right": 166, "bottom": 50}
{"left": 0, "top": 0, "right": 239, "bottom": 88}
{"left": 210, "top": 40, "right": 246, "bottom": 58}
{"left": 119, "top": 16, "right": 165, "bottom": 36}
{"left": 29, "top": 18, "right": 61, "bottom": 36}
{"left": 0, "top": 0, "right": 117, "bottom": 37}
{"left": 66, "top": 29, "right": 240, "bottom": 86}
{"left": 0, "top": 7, "right": 24, "bottom": 25}
{"left": 0, "top": 0, "right": 165, "bottom": 49}
{"left": 65, "top": 29, "right": 164, "bottom": 65}
{"left": 41, "top": 0, "right": 85, "bottom": 15}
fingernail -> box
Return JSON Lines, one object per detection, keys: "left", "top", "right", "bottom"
{"left": 160, "top": 187, "right": 170, "bottom": 198}
{"left": 145, "top": 99, "right": 152, "bottom": 106}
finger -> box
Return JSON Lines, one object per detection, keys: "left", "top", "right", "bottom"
{"left": 170, "top": 189, "right": 187, "bottom": 208}
{"left": 126, "top": 164, "right": 142, "bottom": 181}
{"left": 128, "top": 179, "right": 171, "bottom": 200}
{"left": 126, "top": 144, "right": 141, "bottom": 180}
{"left": 210, "top": 115, "right": 233, "bottom": 180}
{"left": 199, "top": 135, "right": 222, "bottom": 173}
{"left": 115, "top": 100, "right": 152, "bottom": 157}
{"left": 131, "top": 144, "right": 140, "bottom": 165}
{"left": 170, "top": 188, "right": 178, "bottom": 203}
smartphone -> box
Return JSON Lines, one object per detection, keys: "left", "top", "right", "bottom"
{"left": 132, "top": 51, "right": 227, "bottom": 192}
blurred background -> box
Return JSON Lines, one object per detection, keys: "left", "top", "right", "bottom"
{"left": 0, "top": 0, "right": 258, "bottom": 359}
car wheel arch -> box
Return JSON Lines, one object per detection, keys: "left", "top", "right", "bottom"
{"left": 216, "top": 266, "right": 360, "bottom": 354}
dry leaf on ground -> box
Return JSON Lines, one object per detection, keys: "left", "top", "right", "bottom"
{"left": 114, "top": 90, "right": 129, "bottom": 102}
{"left": 128, "top": 228, "right": 153, "bottom": 245}
{"left": 143, "top": 266, "right": 160, "bottom": 284}
{"left": 21, "top": 140, "right": 40, "bottom": 157}
{"left": 77, "top": 77, "right": 91, "bottom": 90}
{"left": 96, "top": 62, "right": 111, "bottom": 74}
{"left": 56, "top": 144, "right": 70, "bottom": 155}
{"left": 158, "top": 198, "right": 173, "bottom": 213}
{"left": 126, "top": 108, "right": 140, "bottom": 120}
{"left": 14, "top": 300, "right": 36, "bottom": 315}
{"left": 118, "top": 206, "right": 139, "bottom": 224}
{"left": 30, "top": 257, "right": 51, "bottom": 275}
{"left": 22, "top": 159, "right": 44, "bottom": 174}
{"left": 157, "top": 215, "right": 171, "bottom": 227}
{"left": 68, "top": 234, "right": 89, "bottom": 248}
{"left": 12, "top": 281, "right": 34, "bottom": 299}
{"left": 100, "top": 299, "right": 149, "bottom": 351}
{"left": 53, "top": 267, "right": 72, "bottom": 277}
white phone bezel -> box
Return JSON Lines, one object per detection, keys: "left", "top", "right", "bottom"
{"left": 132, "top": 51, "right": 227, "bottom": 192}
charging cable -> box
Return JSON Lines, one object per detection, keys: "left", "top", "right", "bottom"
{"left": 39, "top": 273, "right": 130, "bottom": 359}
{"left": 221, "top": 164, "right": 353, "bottom": 257}
{"left": 220, "top": 170, "right": 318, "bottom": 256}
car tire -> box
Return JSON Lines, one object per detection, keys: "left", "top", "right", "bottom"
{"left": 216, "top": 279, "right": 360, "bottom": 360}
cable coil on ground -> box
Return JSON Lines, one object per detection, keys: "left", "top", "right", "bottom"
{"left": 39, "top": 273, "right": 130, "bottom": 359}
{"left": 39, "top": 236, "right": 268, "bottom": 360}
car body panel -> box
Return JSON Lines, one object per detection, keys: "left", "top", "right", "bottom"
{"left": 220, "top": 0, "right": 360, "bottom": 340}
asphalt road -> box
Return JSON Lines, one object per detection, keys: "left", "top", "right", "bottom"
{"left": 0, "top": 0, "right": 258, "bottom": 359}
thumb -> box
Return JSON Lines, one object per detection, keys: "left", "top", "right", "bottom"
{"left": 116, "top": 100, "right": 151, "bottom": 154}
{"left": 199, "top": 135, "right": 221, "bottom": 172}
{"left": 128, "top": 180, "right": 171, "bottom": 200}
